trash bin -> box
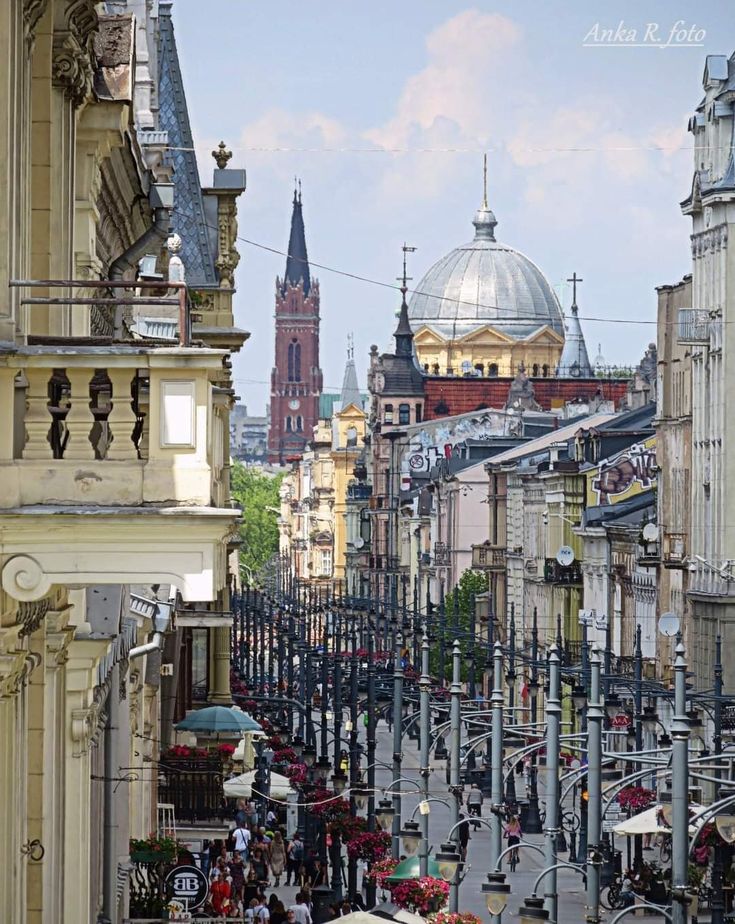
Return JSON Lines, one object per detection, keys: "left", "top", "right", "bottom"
{"left": 311, "top": 885, "right": 335, "bottom": 924}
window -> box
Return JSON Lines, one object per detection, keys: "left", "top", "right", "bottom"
{"left": 384, "top": 403, "right": 394, "bottom": 424}
{"left": 319, "top": 549, "right": 333, "bottom": 576}
{"left": 542, "top": 364, "right": 550, "bottom": 377}
{"left": 532, "top": 364, "right": 539, "bottom": 377}
{"left": 415, "top": 404, "right": 422, "bottom": 423}
{"left": 285, "top": 416, "right": 292, "bottom": 432}
{"left": 475, "top": 363, "right": 484, "bottom": 375}
{"left": 296, "top": 416, "right": 303, "bottom": 431}
{"left": 398, "top": 403, "right": 410, "bottom": 425}
{"left": 432, "top": 363, "right": 440, "bottom": 375}
{"left": 488, "top": 363, "right": 498, "bottom": 377}
{"left": 287, "top": 339, "right": 301, "bottom": 382}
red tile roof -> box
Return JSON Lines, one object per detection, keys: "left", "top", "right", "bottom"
{"left": 423, "top": 376, "right": 629, "bottom": 420}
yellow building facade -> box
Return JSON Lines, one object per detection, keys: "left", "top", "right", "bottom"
{"left": 0, "top": 3, "right": 246, "bottom": 921}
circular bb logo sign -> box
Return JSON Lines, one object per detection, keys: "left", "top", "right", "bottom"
{"left": 166, "top": 865, "right": 208, "bottom": 911}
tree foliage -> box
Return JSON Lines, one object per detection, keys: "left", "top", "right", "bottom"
{"left": 430, "top": 569, "right": 489, "bottom": 683}
{"left": 230, "top": 463, "right": 283, "bottom": 582}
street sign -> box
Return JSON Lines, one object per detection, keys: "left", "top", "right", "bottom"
{"left": 166, "top": 865, "right": 208, "bottom": 912}
{"left": 602, "top": 811, "right": 626, "bottom": 833}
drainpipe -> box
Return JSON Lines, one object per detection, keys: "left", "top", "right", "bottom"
{"left": 129, "top": 601, "right": 172, "bottom": 660}
{"left": 102, "top": 663, "right": 121, "bottom": 924}
{"left": 107, "top": 183, "right": 174, "bottom": 336}
{"left": 128, "top": 631, "right": 165, "bottom": 660}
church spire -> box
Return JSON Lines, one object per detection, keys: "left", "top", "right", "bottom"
{"left": 557, "top": 272, "right": 593, "bottom": 378}
{"left": 283, "top": 180, "right": 310, "bottom": 295}
{"left": 339, "top": 334, "right": 362, "bottom": 409}
{"left": 472, "top": 152, "right": 497, "bottom": 241}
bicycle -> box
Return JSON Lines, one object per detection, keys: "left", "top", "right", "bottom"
{"left": 600, "top": 874, "right": 635, "bottom": 911}
{"left": 508, "top": 845, "right": 520, "bottom": 872}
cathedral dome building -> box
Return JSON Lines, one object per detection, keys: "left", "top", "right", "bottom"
{"left": 408, "top": 187, "right": 567, "bottom": 378}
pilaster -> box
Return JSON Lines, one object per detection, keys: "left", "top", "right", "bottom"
{"left": 208, "top": 625, "right": 232, "bottom": 704}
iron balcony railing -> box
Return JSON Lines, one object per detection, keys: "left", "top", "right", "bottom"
{"left": 543, "top": 558, "right": 583, "bottom": 585}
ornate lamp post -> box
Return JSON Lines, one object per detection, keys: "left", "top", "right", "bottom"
{"left": 419, "top": 630, "right": 432, "bottom": 877}
{"left": 448, "top": 640, "right": 462, "bottom": 913}
{"left": 391, "top": 630, "right": 404, "bottom": 860}
{"left": 670, "top": 639, "right": 690, "bottom": 924}
{"left": 543, "top": 646, "right": 562, "bottom": 922}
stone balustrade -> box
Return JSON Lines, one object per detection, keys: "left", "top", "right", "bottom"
{"left": 0, "top": 344, "right": 228, "bottom": 509}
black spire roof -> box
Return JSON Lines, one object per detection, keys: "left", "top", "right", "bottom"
{"left": 394, "top": 296, "right": 414, "bottom": 356}
{"left": 283, "top": 187, "right": 310, "bottom": 295}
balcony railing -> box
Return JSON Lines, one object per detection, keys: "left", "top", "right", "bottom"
{"left": 543, "top": 558, "right": 583, "bottom": 585}
{"left": 472, "top": 542, "right": 506, "bottom": 570}
{"left": 663, "top": 531, "right": 687, "bottom": 566}
{"left": 434, "top": 542, "right": 450, "bottom": 566}
{"left": 678, "top": 308, "right": 710, "bottom": 343}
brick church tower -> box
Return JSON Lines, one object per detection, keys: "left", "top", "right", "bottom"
{"left": 268, "top": 188, "right": 323, "bottom": 463}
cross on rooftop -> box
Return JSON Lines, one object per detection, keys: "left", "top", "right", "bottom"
{"left": 566, "top": 272, "right": 583, "bottom": 307}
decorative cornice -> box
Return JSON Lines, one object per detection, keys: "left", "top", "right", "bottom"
{"left": 17, "top": 597, "right": 52, "bottom": 639}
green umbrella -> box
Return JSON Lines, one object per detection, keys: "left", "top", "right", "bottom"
{"left": 385, "top": 856, "right": 442, "bottom": 882}
{"left": 175, "top": 705, "right": 262, "bottom": 734}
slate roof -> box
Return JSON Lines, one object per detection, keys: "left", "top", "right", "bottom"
{"left": 157, "top": 2, "right": 218, "bottom": 287}
{"left": 283, "top": 192, "right": 311, "bottom": 295}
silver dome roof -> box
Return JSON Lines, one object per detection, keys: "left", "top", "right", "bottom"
{"left": 408, "top": 206, "right": 564, "bottom": 340}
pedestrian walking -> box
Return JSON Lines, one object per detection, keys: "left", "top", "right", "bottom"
{"left": 269, "top": 831, "right": 287, "bottom": 886}
{"left": 286, "top": 832, "right": 305, "bottom": 887}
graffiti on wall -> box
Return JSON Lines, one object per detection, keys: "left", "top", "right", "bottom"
{"left": 586, "top": 436, "right": 656, "bottom": 506}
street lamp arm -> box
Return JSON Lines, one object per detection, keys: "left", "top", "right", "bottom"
{"left": 383, "top": 776, "right": 423, "bottom": 794}
{"left": 444, "top": 816, "right": 494, "bottom": 841}
{"left": 607, "top": 902, "right": 673, "bottom": 924}
{"left": 531, "top": 861, "right": 586, "bottom": 896}
{"left": 409, "top": 797, "right": 451, "bottom": 820}
{"left": 493, "top": 840, "right": 545, "bottom": 870}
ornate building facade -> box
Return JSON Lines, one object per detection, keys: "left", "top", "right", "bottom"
{"left": 268, "top": 190, "right": 323, "bottom": 463}
{"left": 0, "top": 2, "right": 246, "bottom": 921}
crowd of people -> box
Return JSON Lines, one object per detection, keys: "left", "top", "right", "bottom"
{"left": 199, "top": 799, "right": 363, "bottom": 920}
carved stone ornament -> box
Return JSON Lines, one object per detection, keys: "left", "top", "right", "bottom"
{"left": 18, "top": 598, "right": 53, "bottom": 639}
{"left": 53, "top": 31, "right": 94, "bottom": 107}
{"left": 215, "top": 199, "right": 240, "bottom": 289}
{"left": 23, "top": 0, "right": 50, "bottom": 41}
{"left": 212, "top": 141, "right": 233, "bottom": 169}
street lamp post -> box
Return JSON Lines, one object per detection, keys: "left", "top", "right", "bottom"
{"left": 670, "top": 639, "right": 690, "bottom": 924}
{"left": 711, "top": 636, "right": 726, "bottom": 924}
{"left": 505, "top": 608, "right": 517, "bottom": 805}
{"left": 419, "top": 630, "right": 432, "bottom": 877}
{"left": 585, "top": 647, "right": 604, "bottom": 924}
{"left": 391, "top": 631, "right": 404, "bottom": 860}
{"left": 543, "top": 646, "right": 562, "bottom": 922}
{"left": 366, "top": 626, "right": 378, "bottom": 908}
{"left": 490, "top": 640, "right": 505, "bottom": 923}
{"left": 348, "top": 630, "right": 360, "bottom": 898}
{"left": 525, "top": 608, "right": 543, "bottom": 834}
{"left": 449, "top": 639, "right": 462, "bottom": 913}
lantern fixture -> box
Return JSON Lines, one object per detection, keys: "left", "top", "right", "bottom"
{"left": 302, "top": 745, "right": 317, "bottom": 768}
{"left": 435, "top": 842, "right": 461, "bottom": 882}
{"left": 716, "top": 787, "right": 735, "bottom": 844}
{"left": 400, "top": 820, "right": 421, "bottom": 856}
{"left": 331, "top": 772, "right": 348, "bottom": 795}
{"left": 519, "top": 896, "right": 550, "bottom": 923}
{"left": 375, "top": 799, "right": 395, "bottom": 831}
{"left": 482, "top": 872, "right": 510, "bottom": 915}
{"left": 571, "top": 685, "right": 587, "bottom": 712}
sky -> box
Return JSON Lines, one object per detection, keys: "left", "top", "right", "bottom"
{"left": 172, "top": 0, "right": 734, "bottom": 414}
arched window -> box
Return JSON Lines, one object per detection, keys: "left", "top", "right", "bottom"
{"left": 398, "top": 403, "right": 410, "bottom": 425}
{"left": 488, "top": 363, "right": 498, "bottom": 377}
{"left": 542, "top": 364, "right": 550, "bottom": 377}
{"left": 475, "top": 363, "right": 484, "bottom": 375}
{"left": 532, "top": 364, "right": 539, "bottom": 377}
{"left": 287, "top": 339, "right": 301, "bottom": 382}
{"left": 296, "top": 416, "right": 303, "bottom": 431}
{"left": 285, "top": 416, "right": 292, "bottom": 432}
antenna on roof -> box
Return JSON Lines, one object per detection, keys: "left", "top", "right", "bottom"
{"left": 482, "top": 153, "right": 488, "bottom": 208}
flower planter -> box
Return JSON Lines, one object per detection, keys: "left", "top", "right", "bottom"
{"left": 131, "top": 849, "right": 175, "bottom": 864}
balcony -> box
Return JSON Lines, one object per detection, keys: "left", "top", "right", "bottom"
{"left": 678, "top": 308, "right": 710, "bottom": 343}
{"left": 347, "top": 483, "right": 372, "bottom": 501}
{"left": 543, "top": 558, "right": 583, "bottom": 585}
{"left": 0, "top": 344, "right": 236, "bottom": 603}
{"left": 663, "top": 531, "right": 687, "bottom": 568}
{"left": 434, "top": 542, "right": 450, "bottom": 566}
{"left": 471, "top": 541, "right": 506, "bottom": 571}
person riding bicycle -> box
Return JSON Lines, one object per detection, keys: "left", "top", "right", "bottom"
{"left": 466, "top": 784, "right": 483, "bottom": 818}
{"left": 503, "top": 814, "right": 522, "bottom": 867}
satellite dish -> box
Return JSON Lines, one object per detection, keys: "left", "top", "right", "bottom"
{"left": 556, "top": 546, "right": 575, "bottom": 567}
{"left": 354, "top": 537, "right": 365, "bottom": 550}
{"left": 642, "top": 523, "right": 659, "bottom": 543}
{"left": 658, "top": 612, "right": 680, "bottom": 637}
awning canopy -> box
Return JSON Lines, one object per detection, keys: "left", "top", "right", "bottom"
{"left": 223, "top": 770, "right": 295, "bottom": 802}
{"left": 613, "top": 805, "right": 700, "bottom": 836}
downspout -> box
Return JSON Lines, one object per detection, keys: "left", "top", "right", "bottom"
{"left": 128, "top": 632, "right": 165, "bottom": 660}
{"left": 107, "top": 183, "right": 174, "bottom": 337}
{"left": 102, "top": 663, "right": 120, "bottom": 924}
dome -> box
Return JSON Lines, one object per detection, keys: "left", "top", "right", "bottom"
{"left": 408, "top": 205, "right": 564, "bottom": 340}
